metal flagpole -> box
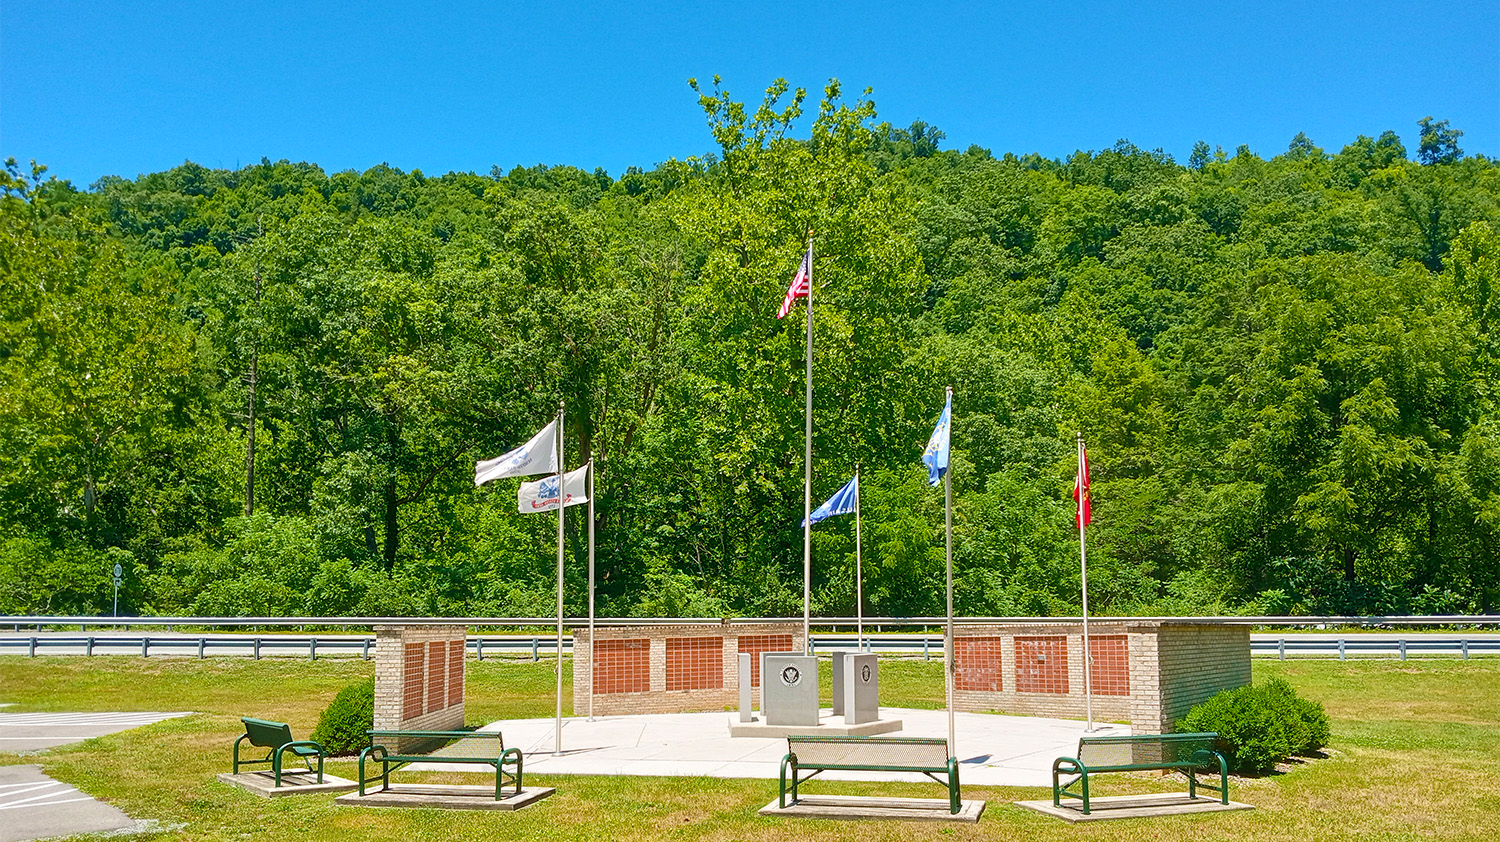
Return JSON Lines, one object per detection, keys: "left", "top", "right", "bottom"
{"left": 554, "top": 401, "right": 565, "bottom": 756}
{"left": 803, "top": 231, "right": 814, "bottom": 655}
{"left": 944, "top": 386, "right": 955, "bottom": 756}
{"left": 587, "top": 457, "right": 596, "bottom": 721}
{"left": 1078, "top": 433, "right": 1094, "bottom": 731}
{"left": 855, "top": 464, "right": 863, "bottom": 652}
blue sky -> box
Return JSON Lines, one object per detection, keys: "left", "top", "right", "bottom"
{"left": 3, "top": 1, "right": 1496, "bottom": 187}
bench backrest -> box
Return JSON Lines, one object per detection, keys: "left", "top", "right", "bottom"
{"left": 1076, "top": 732, "right": 1217, "bottom": 768}
{"left": 241, "top": 717, "right": 295, "bottom": 748}
{"left": 787, "top": 736, "right": 950, "bottom": 771}
{"left": 367, "top": 729, "right": 504, "bottom": 760}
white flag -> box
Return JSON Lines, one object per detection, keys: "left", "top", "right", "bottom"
{"left": 518, "top": 465, "right": 589, "bottom": 513}
{"left": 475, "top": 419, "right": 558, "bottom": 486}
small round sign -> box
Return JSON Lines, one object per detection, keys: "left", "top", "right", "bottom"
{"left": 861, "top": 664, "right": 872, "bottom": 683}
{"left": 780, "top": 665, "right": 802, "bottom": 687}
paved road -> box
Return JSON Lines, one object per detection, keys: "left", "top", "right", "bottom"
{"left": 0, "top": 710, "right": 193, "bottom": 752}
{"left": 2, "top": 630, "right": 1498, "bottom": 658}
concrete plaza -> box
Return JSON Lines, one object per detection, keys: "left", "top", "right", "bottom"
{"left": 413, "top": 708, "right": 1126, "bottom": 788}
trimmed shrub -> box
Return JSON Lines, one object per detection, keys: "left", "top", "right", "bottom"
{"left": 311, "top": 678, "right": 373, "bottom": 756}
{"left": 1262, "top": 678, "right": 1330, "bottom": 755}
{"left": 1178, "top": 679, "right": 1330, "bottom": 774}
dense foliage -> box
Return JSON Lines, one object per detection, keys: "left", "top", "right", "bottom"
{"left": 3, "top": 79, "right": 1497, "bottom": 618}
{"left": 1178, "top": 678, "right": 1331, "bottom": 774}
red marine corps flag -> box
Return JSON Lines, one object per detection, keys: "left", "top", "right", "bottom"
{"left": 1075, "top": 433, "right": 1097, "bottom": 729}
{"left": 1074, "top": 441, "right": 1091, "bottom": 527}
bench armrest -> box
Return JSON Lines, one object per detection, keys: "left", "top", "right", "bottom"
{"left": 779, "top": 752, "right": 797, "bottom": 809}
{"left": 1052, "top": 756, "right": 1087, "bottom": 775}
{"left": 947, "top": 756, "right": 961, "bottom": 814}
{"left": 233, "top": 732, "right": 257, "bottom": 773}
{"left": 278, "top": 739, "right": 327, "bottom": 758}
{"left": 357, "top": 744, "right": 389, "bottom": 796}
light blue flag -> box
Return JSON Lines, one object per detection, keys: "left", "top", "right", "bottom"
{"left": 922, "top": 392, "right": 951, "bottom": 486}
{"left": 803, "top": 474, "right": 859, "bottom": 527}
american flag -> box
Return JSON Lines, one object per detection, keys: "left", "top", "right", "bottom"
{"left": 777, "top": 246, "right": 812, "bottom": 319}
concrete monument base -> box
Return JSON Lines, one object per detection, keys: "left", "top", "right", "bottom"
{"left": 729, "top": 710, "right": 903, "bottom": 738}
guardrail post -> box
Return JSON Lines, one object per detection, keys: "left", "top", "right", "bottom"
{"left": 476, "top": 639, "right": 484, "bottom": 661}
{"left": 253, "top": 638, "right": 261, "bottom": 660}
{"left": 1338, "top": 639, "right": 1346, "bottom": 661}
{"left": 87, "top": 636, "right": 94, "bottom": 657}
{"left": 28, "top": 637, "right": 36, "bottom": 657}
{"left": 924, "top": 637, "right": 930, "bottom": 661}
{"left": 141, "top": 637, "right": 149, "bottom": 658}
{"left": 1462, "top": 639, "right": 1469, "bottom": 660}
{"left": 532, "top": 638, "right": 539, "bottom": 662}
{"left": 362, "top": 638, "right": 371, "bottom": 660}
{"left": 1279, "top": 638, "right": 1285, "bottom": 660}
{"left": 197, "top": 638, "right": 206, "bottom": 659}
{"left": 310, "top": 638, "right": 317, "bottom": 661}
{"left": 1399, "top": 639, "right": 1406, "bottom": 661}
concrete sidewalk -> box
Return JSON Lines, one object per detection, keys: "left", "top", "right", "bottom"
{"left": 414, "top": 708, "right": 1125, "bottom": 788}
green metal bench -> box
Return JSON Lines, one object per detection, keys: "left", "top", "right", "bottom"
{"left": 1052, "top": 732, "right": 1228, "bottom": 814}
{"left": 232, "top": 717, "right": 328, "bottom": 787}
{"left": 358, "top": 729, "right": 522, "bottom": 800}
{"left": 779, "top": 735, "right": 961, "bottom": 814}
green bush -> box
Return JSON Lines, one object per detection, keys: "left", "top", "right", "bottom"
{"left": 1178, "top": 679, "right": 1331, "bottom": 774}
{"left": 310, "top": 679, "right": 373, "bottom": 756}
{"left": 1262, "top": 678, "right": 1331, "bottom": 755}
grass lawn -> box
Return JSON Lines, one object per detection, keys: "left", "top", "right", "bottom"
{"left": 2, "top": 654, "right": 1497, "bottom": 841}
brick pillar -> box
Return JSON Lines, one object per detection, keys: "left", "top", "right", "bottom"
{"left": 374, "top": 625, "right": 467, "bottom": 748}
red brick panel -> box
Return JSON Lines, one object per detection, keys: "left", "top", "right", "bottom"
{"left": 737, "top": 634, "right": 795, "bottom": 687}
{"left": 447, "top": 639, "right": 465, "bottom": 707}
{"left": 595, "top": 638, "right": 650, "bottom": 694}
{"left": 403, "top": 642, "right": 425, "bottom": 719}
{"left": 426, "top": 640, "right": 448, "bottom": 712}
{"left": 1089, "top": 634, "right": 1129, "bottom": 696}
{"left": 665, "top": 637, "right": 724, "bottom": 691}
{"left": 955, "top": 636, "right": 1004, "bottom": 691}
{"left": 1015, "top": 635, "right": 1069, "bottom": 694}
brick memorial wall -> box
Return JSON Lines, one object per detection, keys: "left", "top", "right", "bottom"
{"left": 953, "top": 621, "right": 1249, "bottom": 733}
{"left": 573, "top": 623, "right": 802, "bottom": 715}
{"left": 374, "top": 625, "right": 466, "bottom": 748}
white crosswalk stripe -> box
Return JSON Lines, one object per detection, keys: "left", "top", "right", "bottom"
{"left": 0, "top": 711, "right": 190, "bottom": 728}
{"left": 0, "top": 780, "right": 88, "bottom": 810}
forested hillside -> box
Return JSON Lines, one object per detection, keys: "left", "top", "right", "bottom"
{"left": 3, "top": 80, "right": 1497, "bottom": 619}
